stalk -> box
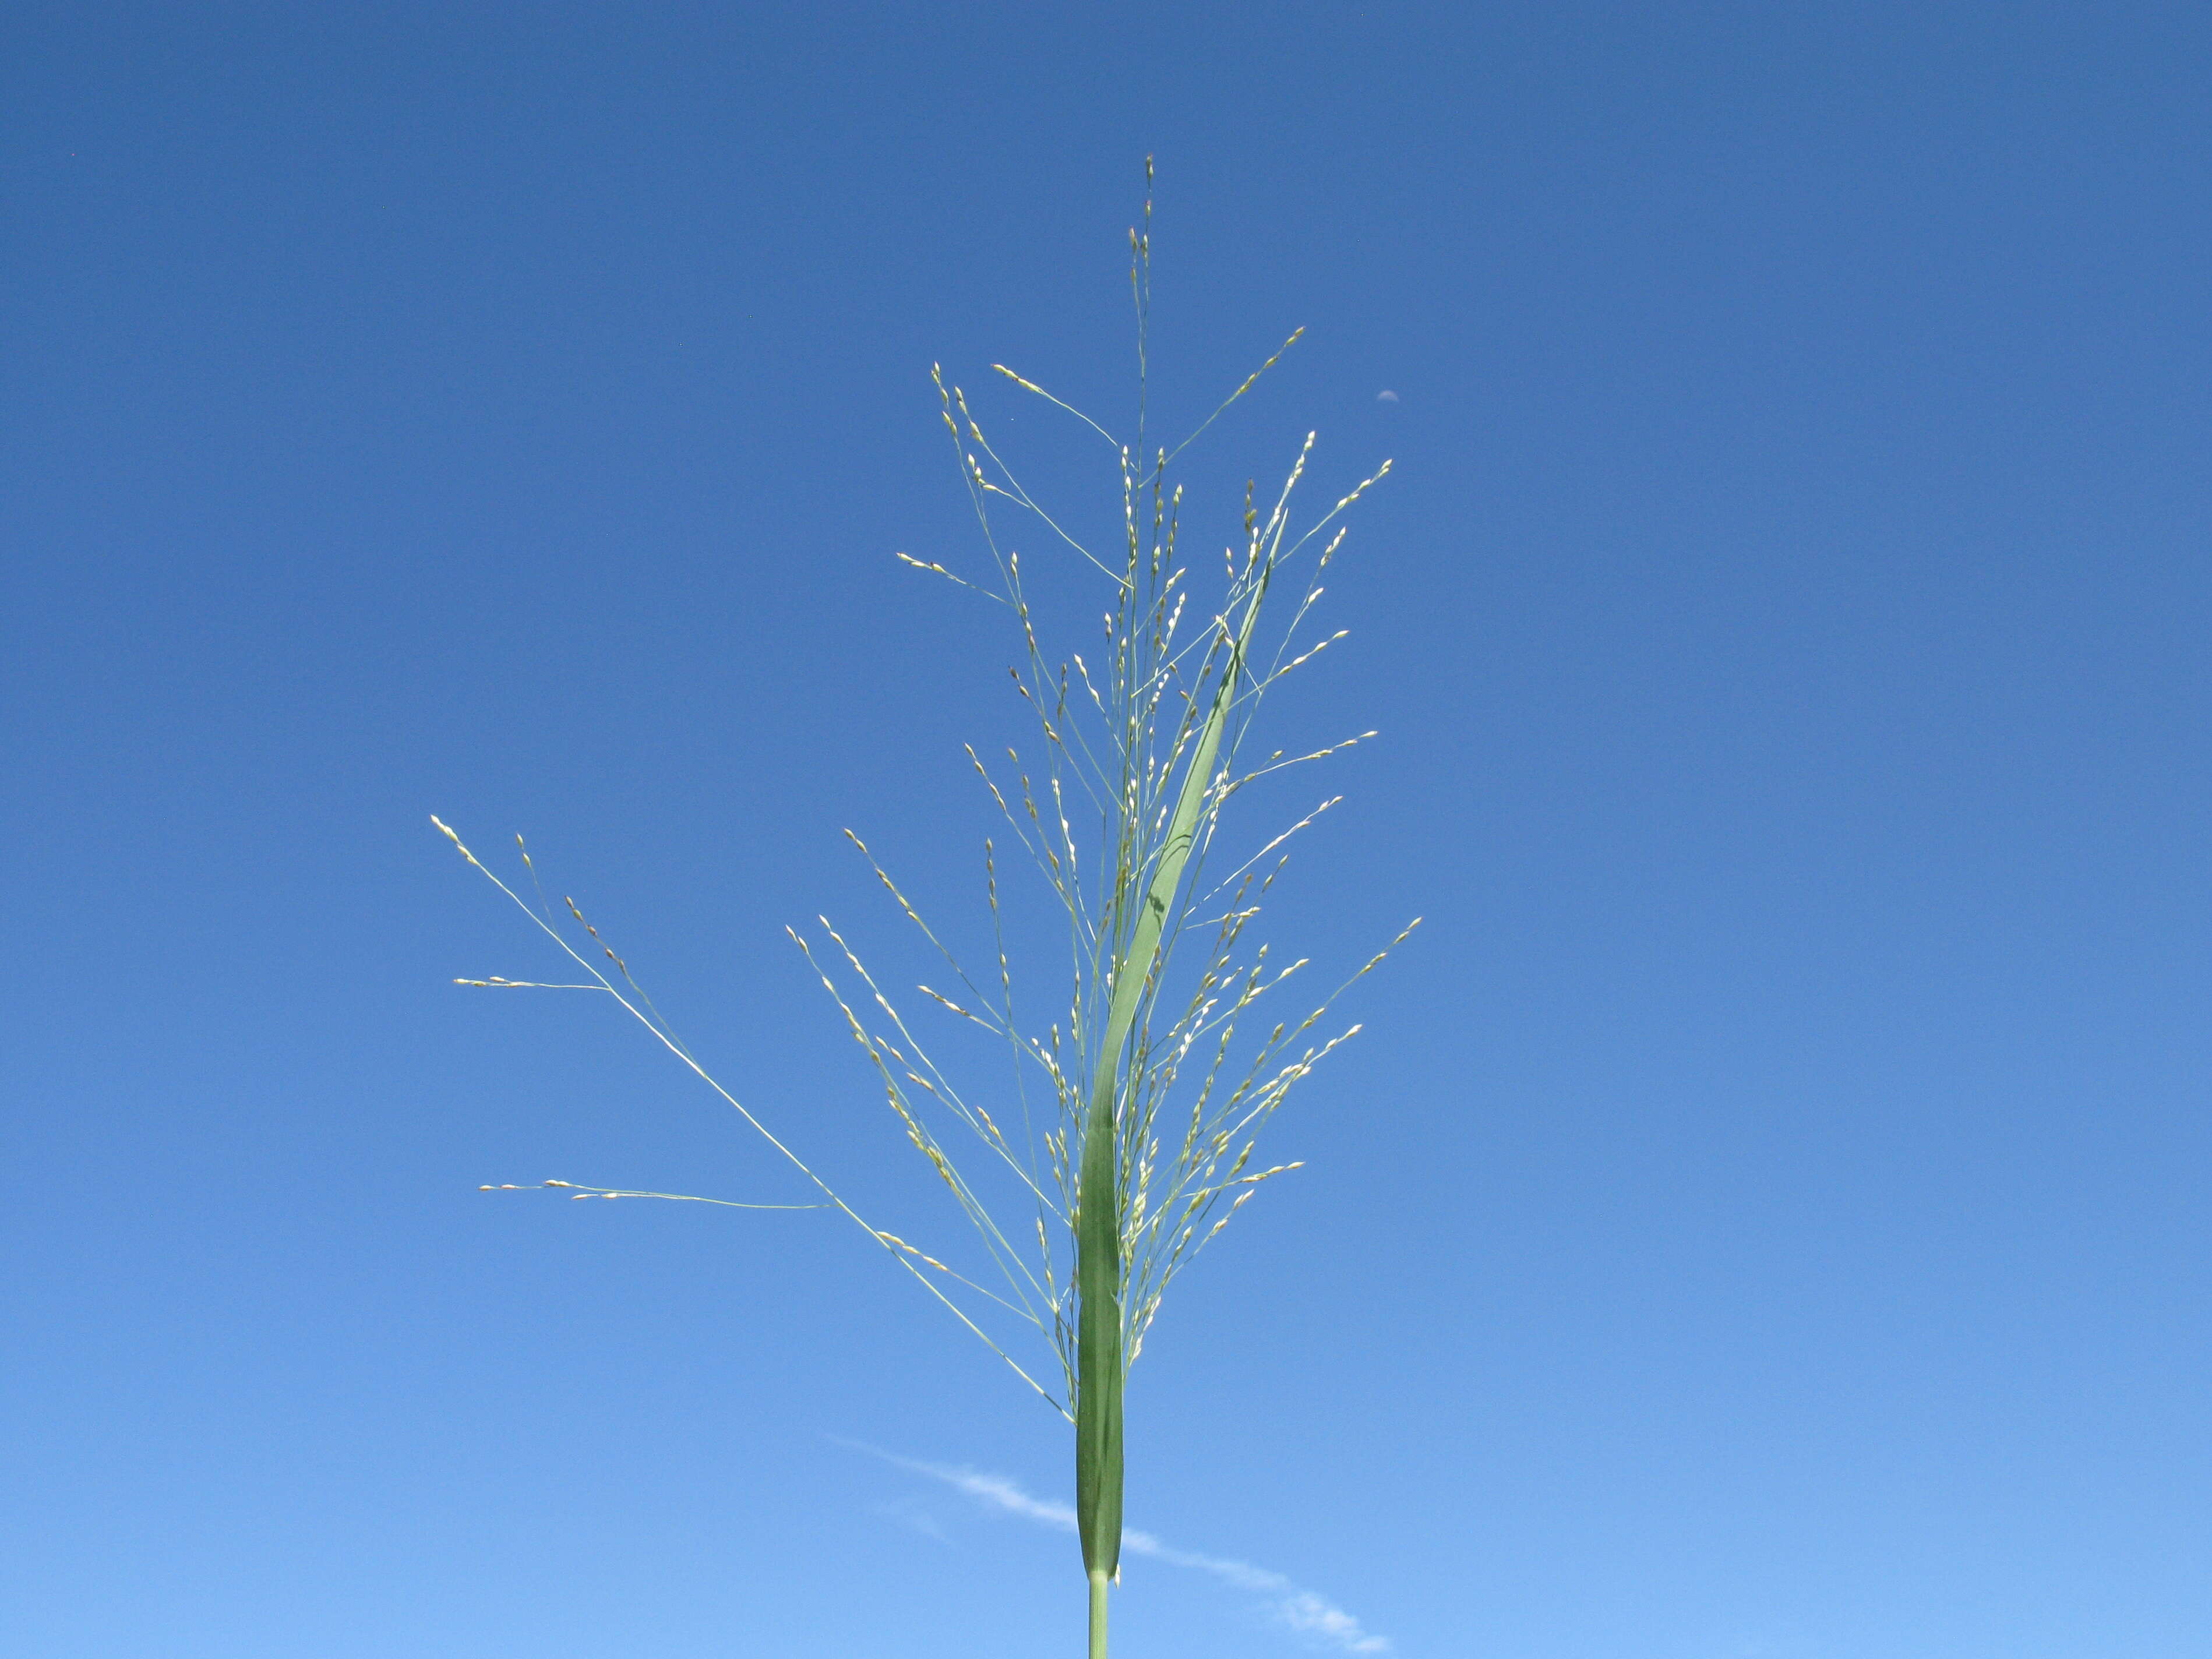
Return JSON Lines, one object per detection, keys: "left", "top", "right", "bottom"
{"left": 1075, "top": 545, "right": 1271, "bottom": 1653}
{"left": 1088, "top": 1568, "right": 1110, "bottom": 1659}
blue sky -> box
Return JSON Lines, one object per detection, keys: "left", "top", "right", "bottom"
{"left": 6, "top": 6, "right": 2210, "bottom": 1656}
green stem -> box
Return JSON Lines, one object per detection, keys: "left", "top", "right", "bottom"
{"left": 1088, "top": 1569, "right": 1110, "bottom": 1659}
{"left": 1074, "top": 518, "right": 1277, "bottom": 1631}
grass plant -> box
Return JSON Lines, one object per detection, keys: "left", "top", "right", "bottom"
{"left": 436, "top": 162, "right": 1413, "bottom": 1657}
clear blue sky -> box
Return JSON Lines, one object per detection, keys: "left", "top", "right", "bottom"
{"left": 7, "top": 6, "right": 2209, "bottom": 1657}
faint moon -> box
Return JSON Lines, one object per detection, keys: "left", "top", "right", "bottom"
{"left": 1376, "top": 390, "right": 1399, "bottom": 403}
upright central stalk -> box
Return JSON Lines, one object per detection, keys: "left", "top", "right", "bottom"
{"left": 1075, "top": 569, "right": 1271, "bottom": 1655}
{"left": 1075, "top": 1056, "right": 1125, "bottom": 1635}
{"left": 1088, "top": 1568, "right": 1110, "bottom": 1659}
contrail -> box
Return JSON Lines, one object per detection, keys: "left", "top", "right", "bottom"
{"left": 836, "top": 1439, "right": 1391, "bottom": 1654}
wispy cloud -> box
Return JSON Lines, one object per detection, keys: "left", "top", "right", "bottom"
{"left": 837, "top": 1440, "right": 1391, "bottom": 1654}
{"left": 870, "top": 1496, "right": 951, "bottom": 1544}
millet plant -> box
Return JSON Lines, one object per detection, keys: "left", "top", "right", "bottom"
{"left": 436, "top": 164, "right": 1413, "bottom": 1658}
